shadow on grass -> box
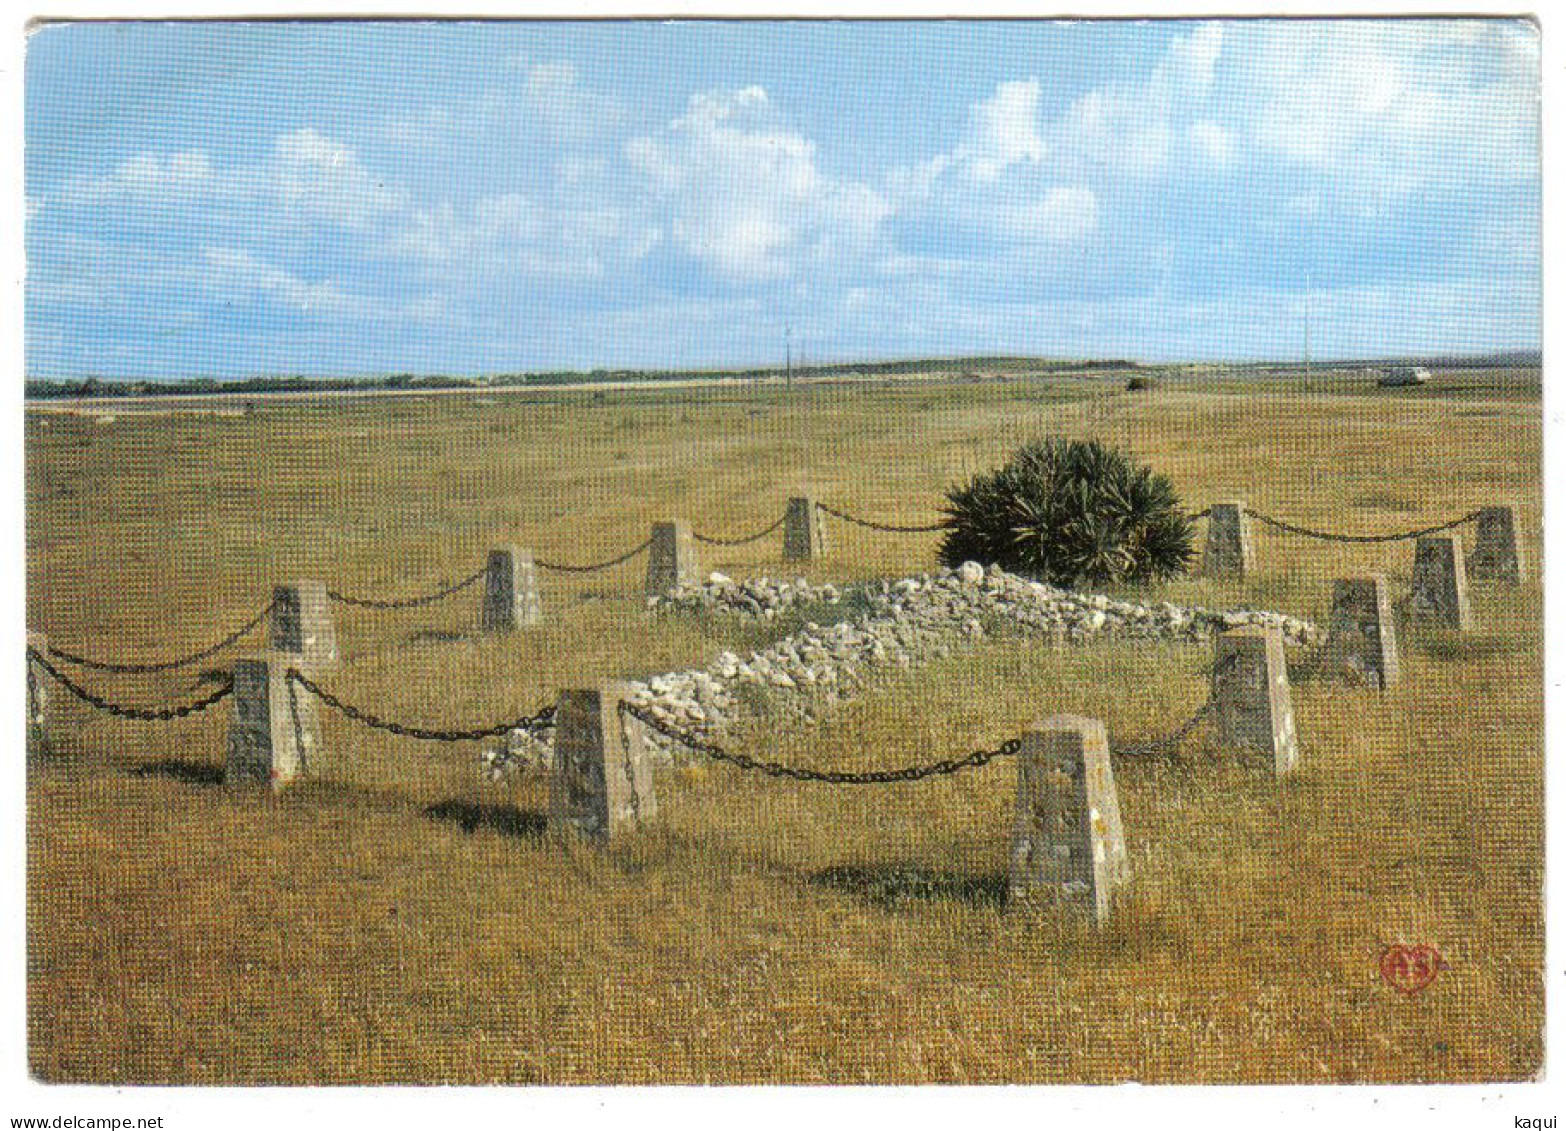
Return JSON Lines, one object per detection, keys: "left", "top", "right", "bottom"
{"left": 809, "top": 862, "right": 1008, "bottom": 912}
{"left": 1411, "top": 631, "right": 1518, "bottom": 663}
{"left": 131, "top": 759, "right": 226, "bottom": 787}
{"left": 422, "top": 799, "right": 547, "bottom": 840}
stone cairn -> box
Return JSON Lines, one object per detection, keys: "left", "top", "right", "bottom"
{"left": 270, "top": 580, "right": 337, "bottom": 669}
{"left": 1408, "top": 533, "right": 1474, "bottom": 631}
{"left": 489, "top": 562, "right": 1321, "bottom": 777}
{"left": 1201, "top": 501, "right": 1256, "bottom": 581}
{"left": 647, "top": 521, "right": 699, "bottom": 597}
{"left": 1211, "top": 625, "right": 1299, "bottom": 776}
{"left": 225, "top": 656, "right": 323, "bottom": 790}
{"left": 481, "top": 546, "right": 543, "bottom": 631}
{"left": 783, "top": 496, "right": 828, "bottom": 561}
{"left": 548, "top": 683, "right": 657, "bottom": 841}
{"left": 1009, "top": 715, "right": 1130, "bottom": 926}
{"left": 1320, "top": 576, "right": 1401, "bottom": 689}
{"left": 1470, "top": 504, "right": 1523, "bottom": 585}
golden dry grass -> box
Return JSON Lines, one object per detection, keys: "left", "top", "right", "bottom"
{"left": 25, "top": 372, "right": 1542, "bottom": 1083}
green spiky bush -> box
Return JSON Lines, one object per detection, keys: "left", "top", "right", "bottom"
{"left": 939, "top": 437, "right": 1196, "bottom": 588}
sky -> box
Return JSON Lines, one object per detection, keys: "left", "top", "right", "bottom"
{"left": 23, "top": 18, "right": 1541, "bottom": 379}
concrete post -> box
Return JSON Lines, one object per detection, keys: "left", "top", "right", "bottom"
{"left": 548, "top": 682, "right": 657, "bottom": 842}
{"left": 1008, "top": 715, "right": 1129, "bottom": 927}
{"left": 1323, "top": 576, "right": 1401, "bottom": 689}
{"left": 646, "top": 521, "right": 698, "bottom": 597}
{"left": 1202, "top": 501, "right": 1256, "bottom": 581}
{"left": 481, "top": 547, "right": 543, "bottom": 631}
{"left": 1213, "top": 626, "right": 1300, "bottom": 776}
{"left": 1409, "top": 534, "right": 1474, "bottom": 630}
{"left": 1469, "top": 505, "right": 1523, "bottom": 585}
{"left": 783, "top": 496, "right": 828, "bottom": 561}
{"left": 26, "top": 631, "right": 49, "bottom": 761}
{"left": 225, "top": 655, "right": 322, "bottom": 790}
{"left": 270, "top": 580, "right": 337, "bottom": 668}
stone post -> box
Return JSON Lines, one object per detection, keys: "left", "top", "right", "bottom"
{"left": 26, "top": 631, "right": 50, "bottom": 761}
{"left": 548, "top": 682, "right": 657, "bottom": 842}
{"left": 783, "top": 496, "right": 828, "bottom": 561}
{"left": 481, "top": 547, "right": 543, "bottom": 631}
{"left": 646, "top": 521, "right": 698, "bottom": 597}
{"left": 1201, "top": 501, "right": 1256, "bottom": 581}
{"left": 226, "top": 655, "right": 322, "bottom": 790}
{"left": 1212, "top": 626, "right": 1300, "bottom": 775}
{"left": 270, "top": 580, "right": 337, "bottom": 668}
{"left": 1469, "top": 505, "right": 1523, "bottom": 585}
{"left": 1409, "top": 534, "right": 1474, "bottom": 630}
{"left": 1322, "top": 576, "right": 1401, "bottom": 689}
{"left": 1008, "top": 715, "right": 1129, "bottom": 927}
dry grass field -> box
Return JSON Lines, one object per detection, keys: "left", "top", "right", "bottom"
{"left": 24, "top": 369, "right": 1542, "bottom": 1084}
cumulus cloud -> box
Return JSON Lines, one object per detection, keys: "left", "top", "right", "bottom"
{"left": 627, "top": 86, "right": 889, "bottom": 282}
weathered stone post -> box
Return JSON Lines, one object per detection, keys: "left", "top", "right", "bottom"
{"left": 646, "top": 521, "right": 698, "bottom": 597}
{"left": 783, "top": 497, "right": 828, "bottom": 561}
{"left": 26, "top": 631, "right": 50, "bottom": 761}
{"left": 1469, "top": 505, "right": 1523, "bottom": 585}
{"left": 548, "top": 682, "right": 657, "bottom": 842}
{"left": 1322, "top": 576, "right": 1401, "bottom": 689}
{"left": 225, "top": 655, "right": 322, "bottom": 790}
{"left": 481, "top": 547, "right": 543, "bottom": 631}
{"left": 270, "top": 580, "right": 337, "bottom": 668}
{"left": 1212, "top": 626, "right": 1300, "bottom": 775}
{"left": 1201, "top": 501, "right": 1256, "bottom": 581}
{"left": 1008, "top": 715, "right": 1129, "bottom": 927}
{"left": 1409, "top": 534, "right": 1474, "bottom": 630}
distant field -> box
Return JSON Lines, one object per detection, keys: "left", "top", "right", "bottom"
{"left": 25, "top": 369, "right": 1542, "bottom": 1083}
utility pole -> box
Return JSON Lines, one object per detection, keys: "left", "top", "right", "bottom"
{"left": 785, "top": 323, "right": 793, "bottom": 392}
{"left": 1303, "top": 269, "right": 1312, "bottom": 383}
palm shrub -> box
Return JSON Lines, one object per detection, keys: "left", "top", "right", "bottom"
{"left": 938, "top": 437, "right": 1196, "bottom": 587}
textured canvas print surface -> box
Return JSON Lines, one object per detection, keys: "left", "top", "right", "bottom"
{"left": 22, "top": 17, "right": 1542, "bottom": 1095}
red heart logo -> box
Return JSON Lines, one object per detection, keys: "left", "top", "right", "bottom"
{"left": 1380, "top": 944, "right": 1446, "bottom": 994}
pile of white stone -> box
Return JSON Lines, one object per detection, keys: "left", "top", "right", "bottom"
{"left": 483, "top": 561, "right": 1321, "bottom": 779}
{"left": 649, "top": 571, "right": 845, "bottom": 619}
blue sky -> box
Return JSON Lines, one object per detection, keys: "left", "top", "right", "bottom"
{"left": 24, "top": 19, "right": 1540, "bottom": 379}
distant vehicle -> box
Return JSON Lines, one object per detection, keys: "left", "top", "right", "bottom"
{"left": 1377, "top": 366, "right": 1433, "bottom": 387}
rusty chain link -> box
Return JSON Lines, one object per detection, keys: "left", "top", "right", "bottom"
{"left": 1109, "top": 697, "right": 1220, "bottom": 759}
{"left": 286, "top": 668, "right": 556, "bottom": 742}
{"left": 1245, "top": 507, "right": 1483, "bottom": 544}
{"left": 621, "top": 701, "right": 1021, "bottom": 784}
{"left": 815, "top": 501, "right": 948, "bottom": 535}
{"left": 26, "top": 646, "right": 235, "bottom": 721}
{"left": 693, "top": 515, "right": 787, "bottom": 547}
{"left": 326, "top": 565, "right": 488, "bottom": 610}
{"left": 535, "top": 537, "right": 655, "bottom": 574}
{"left": 41, "top": 598, "right": 277, "bottom": 675}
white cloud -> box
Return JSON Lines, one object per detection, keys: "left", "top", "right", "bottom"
{"left": 1189, "top": 119, "right": 1235, "bottom": 167}
{"left": 1050, "top": 22, "right": 1227, "bottom": 181}
{"left": 627, "top": 86, "right": 889, "bottom": 282}
{"left": 997, "top": 186, "right": 1099, "bottom": 243}
{"left": 956, "top": 79, "right": 1046, "bottom": 182}
{"left": 64, "top": 128, "right": 404, "bottom": 231}
{"left": 1234, "top": 21, "right": 1537, "bottom": 199}
{"left": 520, "top": 59, "right": 624, "bottom": 139}
{"left": 201, "top": 245, "right": 447, "bottom": 322}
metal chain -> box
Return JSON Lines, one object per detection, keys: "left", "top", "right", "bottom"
{"left": 1187, "top": 507, "right": 1212, "bottom": 521}
{"left": 815, "top": 501, "right": 948, "bottom": 535}
{"left": 535, "top": 537, "right": 655, "bottom": 574}
{"left": 287, "top": 668, "right": 556, "bottom": 742}
{"left": 26, "top": 646, "right": 235, "bottom": 721}
{"left": 1247, "top": 507, "right": 1483, "bottom": 544}
{"left": 327, "top": 566, "right": 488, "bottom": 610}
{"left": 621, "top": 701, "right": 1021, "bottom": 784}
{"left": 693, "top": 515, "right": 787, "bottom": 547}
{"left": 41, "top": 598, "right": 277, "bottom": 675}
{"left": 1110, "top": 697, "right": 1219, "bottom": 758}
